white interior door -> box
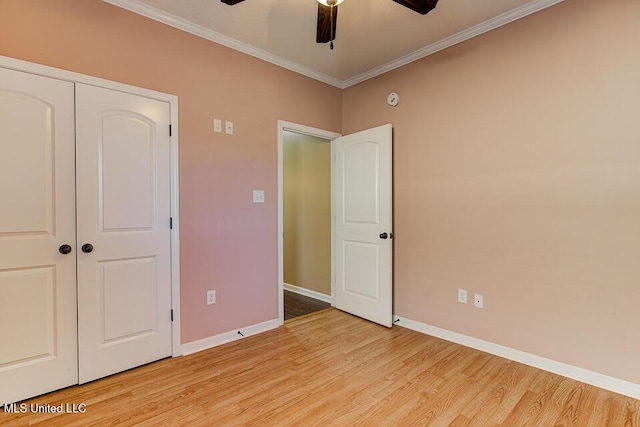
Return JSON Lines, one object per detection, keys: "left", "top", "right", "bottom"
{"left": 75, "top": 84, "right": 172, "bottom": 383}
{"left": 334, "top": 124, "right": 393, "bottom": 327}
{"left": 0, "top": 68, "right": 78, "bottom": 403}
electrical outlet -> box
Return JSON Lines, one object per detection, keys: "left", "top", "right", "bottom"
{"left": 458, "top": 288, "right": 467, "bottom": 304}
{"left": 474, "top": 293, "right": 483, "bottom": 309}
{"left": 225, "top": 120, "right": 233, "bottom": 135}
{"left": 207, "top": 290, "right": 216, "bottom": 305}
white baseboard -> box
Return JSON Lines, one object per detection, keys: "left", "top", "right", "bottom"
{"left": 284, "top": 283, "right": 332, "bottom": 304}
{"left": 179, "top": 318, "right": 280, "bottom": 356}
{"left": 393, "top": 315, "right": 640, "bottom": 400}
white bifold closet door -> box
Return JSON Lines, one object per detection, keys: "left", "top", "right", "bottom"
{"left": 0, "top": 67, "right": 78, "bottom": 404}
{"left": 75, "top": 84, "right": 172, "bottom": 384}
{"left": 0, "top": 68, "right": 173, "bottom": 404}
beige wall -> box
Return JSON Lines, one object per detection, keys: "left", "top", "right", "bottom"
{"left": 283, "top": 132, "right": 331, "bottom": 296}
{"left": 0, "top": 0, "right": 342, "bottom": 344}
{"left": 343, "top": 0, "right": 640, "bottom": 384}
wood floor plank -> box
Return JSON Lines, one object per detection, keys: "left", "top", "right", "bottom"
{"left": 554, "top": 382, "right": 599, "bottom": 427}
{"left": 483, "top": 362, "right": 540, "bottom": 424}
{"left": 590, "top": 393, "right": 640, "bottom": 427}
{"left": 457, "top": 356, "right": 514, "bottom": 423}
{"left": 1, "top": 308, "right": 637, "bottom": 427}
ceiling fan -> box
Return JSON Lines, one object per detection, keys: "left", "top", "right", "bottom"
{"left": 220, "top": 0, "right": 439, "bottom": 49}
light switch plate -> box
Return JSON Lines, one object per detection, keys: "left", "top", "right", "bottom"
{"left": 458, "top": 288, "right": 467, "bottom": 304}
{"left": 225, "top": 121, "right": 234, "bottom": 135}
{"left": 213, "top": 118, "right": 222, "bottom": 133}
{"left": 207, "top": 290, "right": 216, "bottom": 305}
{"left": 253, "top": 190, "right": 265, "bottom": 203}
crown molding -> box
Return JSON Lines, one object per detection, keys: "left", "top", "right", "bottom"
{"left": 103, "top": 0, "right": 564, "bottom": 90}
{"left": 342, "top": 0, "right": 564, "bottom": 88}
{"left": 101, "top": 0, "right": 344, "bottom": 88}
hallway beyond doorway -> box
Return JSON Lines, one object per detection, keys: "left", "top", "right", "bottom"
{"left": 284, "top": 290, "right": 330, "bottom": 320}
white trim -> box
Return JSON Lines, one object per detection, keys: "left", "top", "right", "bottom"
{"left": 284, "top": 283, "right": 332, "bottom": 304}
{"left": 169, "top": 99, "right": 181, "bottom": 357}
{"left": 101, "top": 0, "right": 343, "bottom": 88}
{"left": 393, "top": 315, "right": 640, "bottom": 400}
{"left": 180, "top": 318, "right": 280, "bottom": 356}
{"left": 0, "top": 55, "right": 178, "bottom": 103}
{"left": 342, "top": 0, "right": 564, "bottom": 88}
{"left": 278, "top": 126, "right": 284, "bottom": 326}
{"left": 0, "top": 54, "right": 182, "bottom": 358}
{"left": 330, "top": 140, "right": 336, "bottom": 308}
{"left": 277, "top": 121, "right": 341, "bottom": 325}
{"left": 103, "top": 0, "right": 563, "bottom": 89}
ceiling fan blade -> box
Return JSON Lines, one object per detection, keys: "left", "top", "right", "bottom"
{"left": 316, "top": 3, "right": 338, "bottom": 44}
{"left": 220, "top": 0, "right": 245, "bottom": 5}
{"left": 392, "top": 0, "right": 438, "bottom": 15}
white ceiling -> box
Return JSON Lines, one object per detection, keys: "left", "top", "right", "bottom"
{"left": 104, "top": 0, "right": 563, "bottom": 88}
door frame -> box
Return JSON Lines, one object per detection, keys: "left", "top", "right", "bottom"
{"left": 0, "top": 55, "right": 182, "bottom": 356}
{"left": 277, "top": 121, "right": 341, "bottom": 325}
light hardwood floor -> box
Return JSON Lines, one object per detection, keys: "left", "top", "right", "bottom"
{"left": 2, "top": 309, "right": 638, "bottom": 426}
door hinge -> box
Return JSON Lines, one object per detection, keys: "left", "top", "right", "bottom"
{"left": 171, "top": 309, "right": 174, "bottom": 322}
{"left": 170, "top": 217, "right": 173, "bottom": 229}
{"left": 169, "top": 124, "right": 172, "bottom": 137}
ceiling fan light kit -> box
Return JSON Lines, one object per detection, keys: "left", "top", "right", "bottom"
{"left": 221, "top": 0, "right": 438, "bottom": 49}
{"left": 317, "top": 0, "right": 344, "bottom": 6}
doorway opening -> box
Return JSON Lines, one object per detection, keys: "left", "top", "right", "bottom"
{"left": 277, "top": 121, "right": 340, "bottom": 323}
{"left": 278, "top": 121, "right": 394, "bottom": 326}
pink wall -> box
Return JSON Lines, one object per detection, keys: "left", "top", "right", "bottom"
{"left": 0, "top": 0, "right": 341, "bottom": 343}
{"left": 343, "top": 0, "right": 640, "bottom": 383}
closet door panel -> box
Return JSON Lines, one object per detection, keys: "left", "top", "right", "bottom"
{"left": 75, "top": 84, "right": 172, "bottom": 384}
{"left": 0, "top": 67, "right": 78, "bottom": 405}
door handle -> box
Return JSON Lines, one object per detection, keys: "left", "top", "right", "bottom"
{"left": 59, "top": 244, "right": 72, "bottom": 255}
{"left": 81, "top": 243, "right": 94, "bottom": 253}
{"left": 379, "top": 233, "right": 388, "bottom": 239}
